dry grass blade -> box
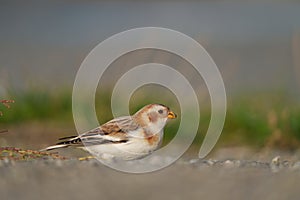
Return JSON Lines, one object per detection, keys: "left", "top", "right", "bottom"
{"left": 1, "top": 99, "right": 15, "bottom": 108}
{"left": 0, "top": 147, "right": 68, "bottom": 161}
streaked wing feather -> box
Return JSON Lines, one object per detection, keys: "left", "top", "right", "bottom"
{"left": 57, "top": 116, "right": 138, "bottom": 146}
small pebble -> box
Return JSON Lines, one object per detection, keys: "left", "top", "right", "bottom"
{"left": 271, "top": 156, "right": 281, "bottom": 173}
{"left": 271, "top": 156, "right": 281, "bottom": 166}
{"left": 224, "top": 160, "right": 235, "bottom": 168}
{"left": 189, "top": 159, "right": 199, "bottom": 164}
{"left": 206, "top": 159, "right": 216, "bottom": 166}
{"left": 291, "top": 161, "right": 300, "bottom": 170}
{"left": 234, "top": 160, "right": 241, "bottom": 167}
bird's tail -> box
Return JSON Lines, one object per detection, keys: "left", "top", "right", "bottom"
{"left": 40, "top": 144, "right": 69, "bottom": 151}
{"left": 40, "top": 135, "right": 80, "bottom": 151}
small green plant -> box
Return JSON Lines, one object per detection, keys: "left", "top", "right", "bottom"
{"left": 0, "top": 99, "right": 14, "bottom": 116}
{"left": 0, "top": 100, "right": 14, "bottom": 133}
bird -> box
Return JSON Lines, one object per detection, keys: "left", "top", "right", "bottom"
{"left": 41, "top": 104, "right": 177, "bottom": 160}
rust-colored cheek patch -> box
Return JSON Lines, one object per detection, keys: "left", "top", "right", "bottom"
{"left": 148, "top": 112, "right": 158, "bottom": 123}
{"left": 146, "top": 134, "right": 159, "bottom": 146}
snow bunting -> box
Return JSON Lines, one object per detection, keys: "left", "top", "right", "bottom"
{"left": 42, "top": 104, "right": 177, "bottom": 160}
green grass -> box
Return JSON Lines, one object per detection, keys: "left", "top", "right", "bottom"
{"left": 1, "top": 88, "right": 300, "bottom": 150}
{"left": 1, "top": 89, "right": 72, "bottom": 123}
{"left": 220, "top": 92, "right": 300, "bottom": 149}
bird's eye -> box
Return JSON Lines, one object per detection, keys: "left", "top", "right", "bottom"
{"left": 158, "top": 109, "right": 163, "bottom": 114}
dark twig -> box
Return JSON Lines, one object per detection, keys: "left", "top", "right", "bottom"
{"left": 0, "top": 129, "right": 8, "bottom": 134}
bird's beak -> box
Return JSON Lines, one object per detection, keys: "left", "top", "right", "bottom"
{"left": 167, "top": 111, "right": 177, "bottom": 119}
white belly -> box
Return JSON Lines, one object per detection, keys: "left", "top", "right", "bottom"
{"left": 82, "top": 137, "right": 161, "bottom": 160}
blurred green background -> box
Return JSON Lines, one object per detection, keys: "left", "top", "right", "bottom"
{"left": 1, "top": 1, "right": 300, "bottom": 155}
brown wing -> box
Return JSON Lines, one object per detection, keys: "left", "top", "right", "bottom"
{"left": 57, "top": 116, "right": 139, "bottom": 146}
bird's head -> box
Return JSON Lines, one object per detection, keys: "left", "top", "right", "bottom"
{"left": 134, "top": 104, "right": 177, "bottom": 134}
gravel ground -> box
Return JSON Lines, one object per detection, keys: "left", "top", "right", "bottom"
{"left": 2, "top": 124, "right": 300, "bottom": 199}
{"left": 1, "top": 156, "right": 300, "bottom": 200}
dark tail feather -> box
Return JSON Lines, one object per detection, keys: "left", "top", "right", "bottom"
{"left": 40, "top": 136, "right": 82, "bottom": 151}
{"left": 58, "top": 135, "right": 78, "bottom": 140}
{"left": 56, "top": 137, "right": 82, "bottom": 145}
